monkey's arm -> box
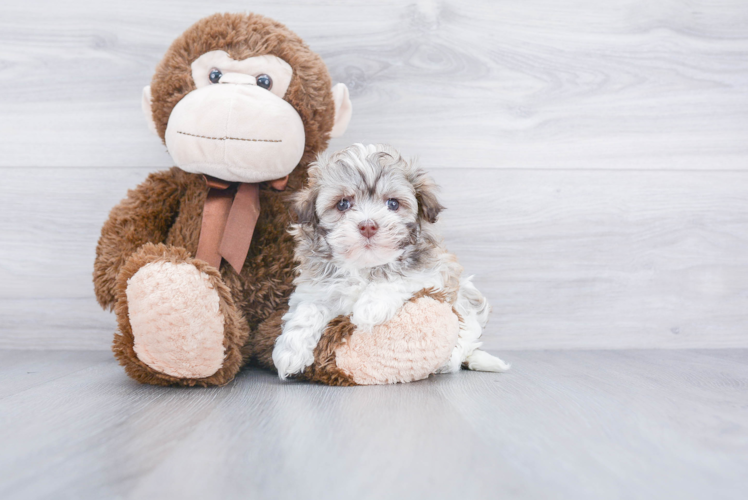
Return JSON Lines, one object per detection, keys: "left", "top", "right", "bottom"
{"left": 93, "top": 167, "right": 186, "bottom": 310}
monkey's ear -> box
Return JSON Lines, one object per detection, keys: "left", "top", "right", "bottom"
{"left": 329, "top": 83, "right": 352, "bottom": 138}
{"left": 141, "top": 86, "right": 159, "bottom": 136}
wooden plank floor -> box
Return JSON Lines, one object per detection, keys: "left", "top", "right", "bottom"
{"left": 1, "top": 349, "right": 746, "bottom": 500}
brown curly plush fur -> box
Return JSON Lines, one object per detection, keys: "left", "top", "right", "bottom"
{"left": 93, "top": 13, "right": 337, "bottom": 387}
{"left": 301, "top": 316, "right": 359, "bottom": 386}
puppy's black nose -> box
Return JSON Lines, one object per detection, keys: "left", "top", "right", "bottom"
{"left": 358, "top": 220, "right": 378, "bottom": 238}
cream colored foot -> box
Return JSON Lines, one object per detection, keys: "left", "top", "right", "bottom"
{"left": 126, "top": 261, "right": 226, "bottom": 378}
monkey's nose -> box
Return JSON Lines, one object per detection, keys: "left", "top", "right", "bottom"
{"left": 358, "top": 220, "right": 378, "bottom": 239}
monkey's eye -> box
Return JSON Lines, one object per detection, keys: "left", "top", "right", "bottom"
{"left": 336, "top": 199, "right": 351, "bottom": 212}
{"left": 386, "top": 199, "right": 400, "bottom": 211}
{"left": 209, "top": 68, "right": 222, "bottom": 84}
{"left": 256, "top": 74, "right": 273, "bottom": 90}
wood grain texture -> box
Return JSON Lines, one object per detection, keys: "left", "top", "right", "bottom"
{"left": 1, "top": 167, "right": 747, "bottom": 350}
{"left": 1, "top": 1, "right": 747, "bottom": 351}
{"left": 0, "top": 349, "right": 746, "bottom": 499}
{"left": 0, "top": 0, "right": 746, "bottom": 169}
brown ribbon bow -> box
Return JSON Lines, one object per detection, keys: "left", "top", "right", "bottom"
{"left": 196, "top": 175, "right": 288, "bottom": 273}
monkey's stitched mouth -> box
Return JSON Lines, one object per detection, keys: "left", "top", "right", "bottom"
{"left": 177, "top": 131, "right": 282, "bottom": 143}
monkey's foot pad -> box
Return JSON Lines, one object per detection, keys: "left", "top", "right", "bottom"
{"left": 335, "top": 297, "right": 459, "bottom": 385}
{"left": 125, "top": 261, "right": 226, "bottom": 378}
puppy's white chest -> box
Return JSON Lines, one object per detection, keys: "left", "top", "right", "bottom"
{"left": 342, "top": 277, "right": 401, "bottom": 305}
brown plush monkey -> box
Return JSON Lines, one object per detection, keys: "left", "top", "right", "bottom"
{"left": 94, "top": 13, "right": 456, "bottom": 387}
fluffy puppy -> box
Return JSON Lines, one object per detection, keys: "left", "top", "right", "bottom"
{"left": 272, "top": 144, "right": 509, "bottom": 380}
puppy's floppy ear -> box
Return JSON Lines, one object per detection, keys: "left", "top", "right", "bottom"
{"left": 411, "top": 168, "right": 444, "bottom": 224}
{"left": 293, "top": 186, "right": 319, "bottom": 225}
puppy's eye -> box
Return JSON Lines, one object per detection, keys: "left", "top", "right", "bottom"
{"left": 336, "top": 199, "right": 351, "bottom": 211}
{"left": 256, "top": 74, "right": 273, "bottom": 90}
{"left": 386, "top": 199, "right": 400, "bottom": 211}
{"left": 209, "top": 68, "right": 222, "bottom": 84}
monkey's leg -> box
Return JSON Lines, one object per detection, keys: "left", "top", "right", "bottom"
{"left": 329, "top": 295, "right": 459, "bottom": 385}
{"left": 112, "top": 243, "right": 249, "bottom": 387}
{"left": 250, "top": 291, "right": 459, "bottom": 386}
{"left": 247, "top": 308, "right": 286, "bottom": 372}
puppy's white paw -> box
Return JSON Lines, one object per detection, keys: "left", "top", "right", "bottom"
{"left": 351, "top": 295, "right": 403, "bottom": 332}
{"left": 272, "top": 331, "right": 316, "bottom": 380}
{"left": 465, "top": 349, "right": 511, "bottom": 372}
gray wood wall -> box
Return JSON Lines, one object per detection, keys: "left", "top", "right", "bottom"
{"left": 1, "top": 0, "right": 746, "bottom": 350}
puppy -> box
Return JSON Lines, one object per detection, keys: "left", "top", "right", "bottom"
{"left": 272, "top": 144, "right": 509, "bottom": 380}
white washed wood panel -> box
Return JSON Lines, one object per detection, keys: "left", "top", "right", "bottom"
{"left": 1, "top": 167, "right": 746, "bottom": 350}
{"left": 0, "top": 0, "right": 746, "bottom": 169}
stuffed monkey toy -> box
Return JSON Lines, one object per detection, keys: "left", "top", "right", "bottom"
{"left": 94, "top": 13, "right": 461, "bottom": 387}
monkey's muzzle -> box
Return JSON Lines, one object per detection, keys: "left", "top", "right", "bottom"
{"left": 164, "top": 83, "right": 306, "bottom": 183}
